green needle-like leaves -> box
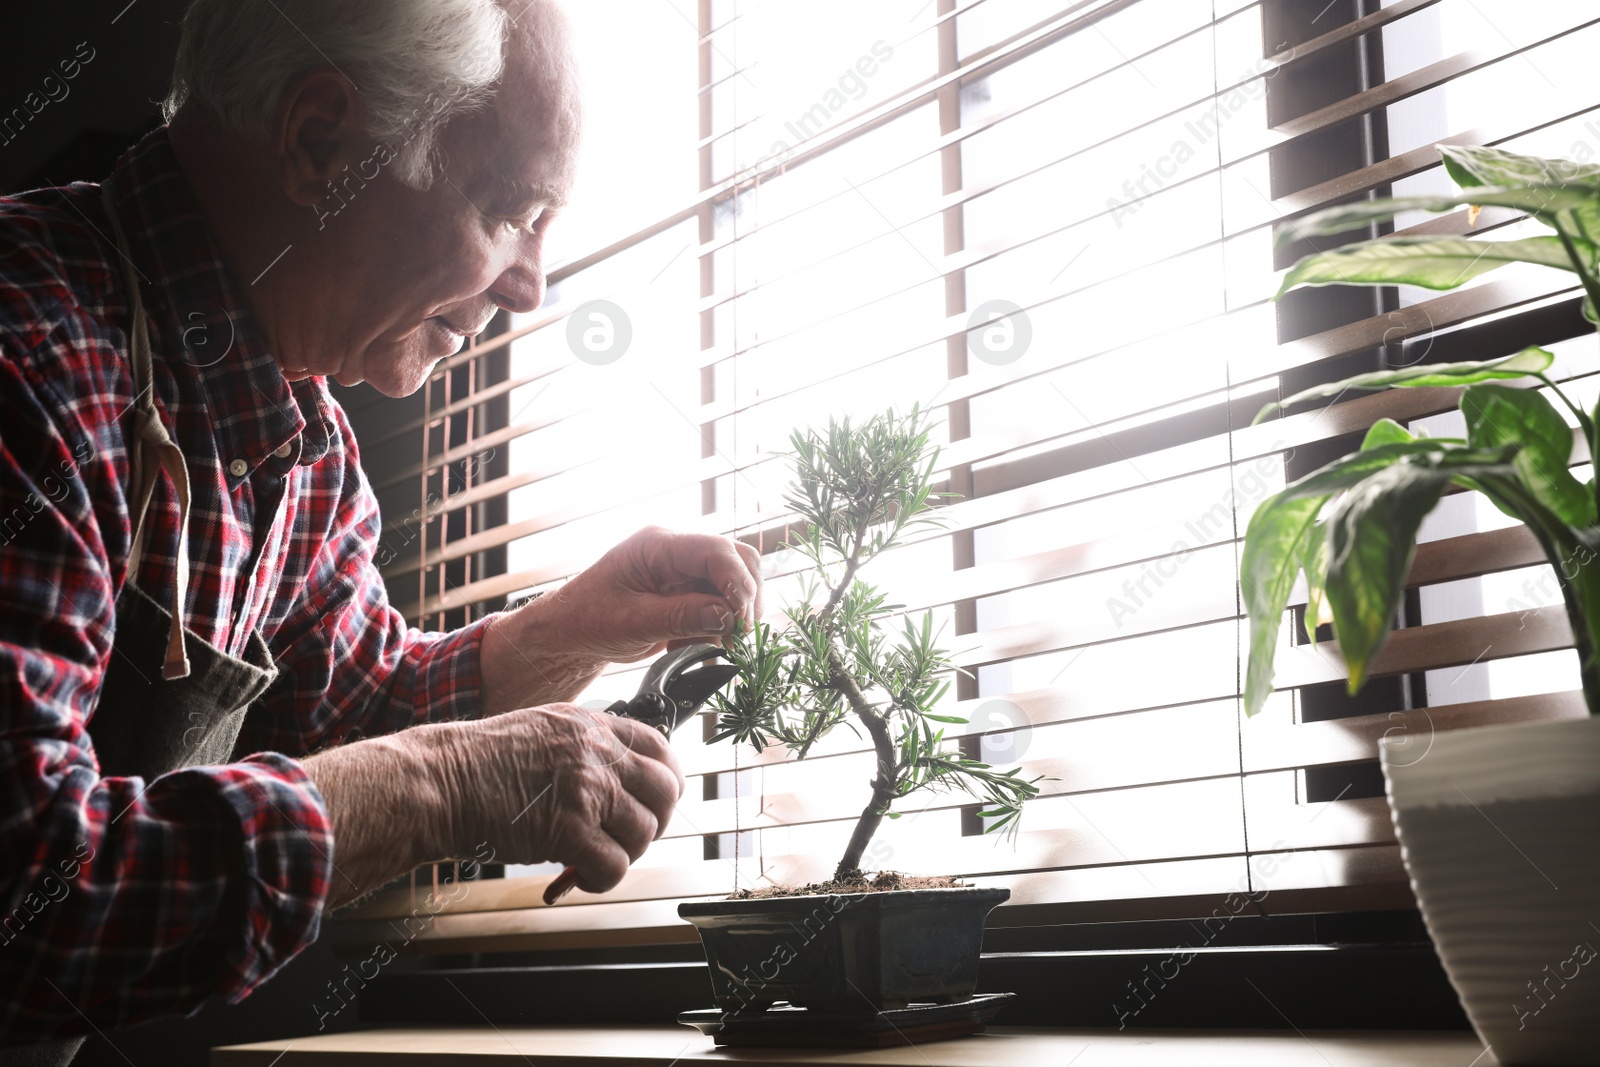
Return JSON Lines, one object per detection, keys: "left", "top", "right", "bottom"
{"left": 711, "top": 407, "right": 1047, "bottom": 878}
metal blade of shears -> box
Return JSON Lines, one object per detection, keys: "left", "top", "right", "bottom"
{"left": 608, "top": 643, "right": 737, "bottom": 735}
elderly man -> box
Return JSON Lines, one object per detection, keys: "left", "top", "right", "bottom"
{"left": 0, "top": 1, "right": 759, "bottom": 1061}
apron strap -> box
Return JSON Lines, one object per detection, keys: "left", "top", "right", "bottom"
{"left": 101, "top": 183, "right": 192, "bottom": 681}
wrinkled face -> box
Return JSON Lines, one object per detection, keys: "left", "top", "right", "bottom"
{"left": 303, "top": 18, "right": 580, "bottom": 395}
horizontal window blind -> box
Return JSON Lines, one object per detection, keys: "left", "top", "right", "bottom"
{"left": 339, "top": 0, "right": 1599, "bottom": 954}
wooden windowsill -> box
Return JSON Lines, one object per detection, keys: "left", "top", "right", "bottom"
{"left": 213, "top": 1025, "right": 1484, "bottom": 1065}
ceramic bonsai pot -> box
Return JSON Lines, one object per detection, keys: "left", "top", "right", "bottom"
{"left": 678, "top": 886, "right": 1009, "bottom": 1014}
{"left": 1382, "top": 715, "right": 1600, "bottom": 1066}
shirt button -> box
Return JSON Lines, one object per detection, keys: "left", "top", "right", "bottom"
{"left": 228, "top": 458, "right": 249, "bottom": 478}
{"left": 274, "top": 441, "right": 294, "bottom": 459}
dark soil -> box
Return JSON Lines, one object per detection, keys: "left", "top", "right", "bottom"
{"left": 729, "top": 871, "right": 966, "bottom": 899}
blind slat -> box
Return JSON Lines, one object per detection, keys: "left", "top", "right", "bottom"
{"left": 397, "top": 245, "right": 1580, "bottom": 526}
{"left": 1243, "top": 776, "right": 1396, "bottom": 853}
{"left": 1272, "top": 605, "right": 1572, "bottom": 691}
{"left": 1240, "top": 690, "right": 1586, "bottom": 775}
{"left": 393, "top": 334, "right": 1585, "bottom": 617}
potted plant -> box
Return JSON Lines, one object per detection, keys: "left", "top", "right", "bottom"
{"left": 1244, "top": 143, "right": 1600, "bottom": 1065}
{"left": 677, "top": 406, "right": 1043, "bottom": 1042}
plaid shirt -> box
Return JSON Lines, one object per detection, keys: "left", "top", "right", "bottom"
{"left": 0, "top": 127, "right": 494, "bottom": 1044}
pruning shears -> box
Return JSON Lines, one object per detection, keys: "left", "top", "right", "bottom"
{"left": 542, "top": 644, "right": 738, "bottom": 905}
{"left": 599, "top": 643, "right": 739, "bottom": 736}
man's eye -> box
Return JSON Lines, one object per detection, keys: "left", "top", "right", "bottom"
{"left": 500, "top": 208, "right": 546, "bottom": 235}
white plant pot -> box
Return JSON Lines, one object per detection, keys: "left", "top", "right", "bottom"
{"left": 1382, "top": 715, "right": 1600, "bottom": 1066}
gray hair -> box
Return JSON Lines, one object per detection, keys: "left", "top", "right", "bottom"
{"left": 163, "top": 0, "right": 510, "bottom": 189}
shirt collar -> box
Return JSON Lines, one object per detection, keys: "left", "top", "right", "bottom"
{"left": 100, "top": 126, "right": 334, "bottom": 480}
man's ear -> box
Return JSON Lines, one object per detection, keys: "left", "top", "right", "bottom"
{"left": 273, "top": 69, "right": 365, "bottom": 207}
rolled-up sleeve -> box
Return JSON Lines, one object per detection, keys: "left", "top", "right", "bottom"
{"left": 0, "top": 352, "right": 333, "bottom": 1044}
{"left": 234, "top": 397, "right": 497, "bottom": 760}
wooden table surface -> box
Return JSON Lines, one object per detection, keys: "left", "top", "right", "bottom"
{"left": 212, "top": 1025, "right": 1490, "bottom": 1066}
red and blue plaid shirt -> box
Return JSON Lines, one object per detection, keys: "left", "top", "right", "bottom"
{"left": 0, "top": 127, "right": 494, "bottom": 1044}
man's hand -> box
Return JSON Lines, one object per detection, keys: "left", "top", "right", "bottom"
{"left": 307, "top": 702, "right": 685, "bottom": 907}
{"left": 480, "top": 526, "right": 763, "bottom": 715}
{"left": 426, "top": 703, "right": 684, "bottom": 888}
{"left": 552, "top": 525, "right": 763, "bottom": 661}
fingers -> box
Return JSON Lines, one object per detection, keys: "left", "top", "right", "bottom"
{"left": 559, "top": 776, "right": 663, "bottom": 893}
{"left": 604, "top": 712, "right": 678, "bottom": 774}
{"left": 657, "top": 531, "right": 762, "bottom": 630}
{"left": 600, "top": 793, "right": 661, "bottom": 862}
{"left": 593, "top": 713, "right": 683, "bottom": 833}
{"left": 440, "top": 704, "right": 687, "bottom": 901}
{"left": 574, "top": 528, "right": 764, "bottom": 659}
{"left": 615, "top": 744, "right": 683, "bottom": 836}
{"left": 537, "top": 720, "right": 676, "bottom": 896}
{"left": 564, "top": 824, "right": 633, "bottom": 894}
{"left": 732, "top": 539, "right": 764, "bottom": 623}
{"left": 648, "top": 591, "right": 738, "bottom": 641}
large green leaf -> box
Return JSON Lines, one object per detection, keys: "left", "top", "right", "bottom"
{"left": 1302, "top": 521, "right": 1331, "bottom": 635}
{"left": 1440, "top": 143, "right": 1600, "bottom": 191}
{"left": 1242, "top": 443, "right": 1519, "bottom": 712}
{"left": 1462, "top": 383, "right": 1592, "bottom": 526}
{"left": 1275, "top": 441, "right": 1454, "bottom": 502}
{"left": 1276, "top": 235, "right": 1588, "bottom": 299}
{"left": 1241, "top": 492, "right": 1325, "bottom": 717}
{"left": 1241, "top": 433, "right": 1453, "bottom": 715}
{"left": 1360, "top": 417, "right": 1416, "bottom": 449}
{"left": 1282, "top": 442, "right": 1517, "bottom": 505}
{"left": 1322, "top": 455, "right": 1518, "bottom": 691}
{"left": 1322, "top": 463, "right": 1456, "bottom": 691}
{"left": 1275, "top": 187, "right": 1600, "bottom": 250}
{"left": 1253, "top": 348, "right": 1554, "bottom": 424}
{"left": 1440, "top": 144, "right": 1600, "bottom": 248}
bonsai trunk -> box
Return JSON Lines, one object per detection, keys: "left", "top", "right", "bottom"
{"left": 830, "top": 648, "right": 897, "bottom": 881}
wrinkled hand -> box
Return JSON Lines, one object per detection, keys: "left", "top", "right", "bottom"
{"left": 424, "top": 702, "right": 685, "bottom": 893}
{"left": 534, "top": 525, "right": 763, "bottom": 663}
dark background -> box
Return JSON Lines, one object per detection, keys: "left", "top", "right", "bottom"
{"left": 3, "top": 1, "right": 186, "bottom": 195}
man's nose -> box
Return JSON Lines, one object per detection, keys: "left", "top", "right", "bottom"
{"left": 490, "top": 246, "right": 546, "bottom": 315}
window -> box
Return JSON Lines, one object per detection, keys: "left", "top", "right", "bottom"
{"left": 341, "top": 0, "right": 1598, "bottom": 954}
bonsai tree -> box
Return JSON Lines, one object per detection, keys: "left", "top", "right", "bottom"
{"left": 1243, "top": 143, "right": 1600, "bottom": 717}
{"left": 711, "top": 406, "right": 1043, "bottom": 884}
